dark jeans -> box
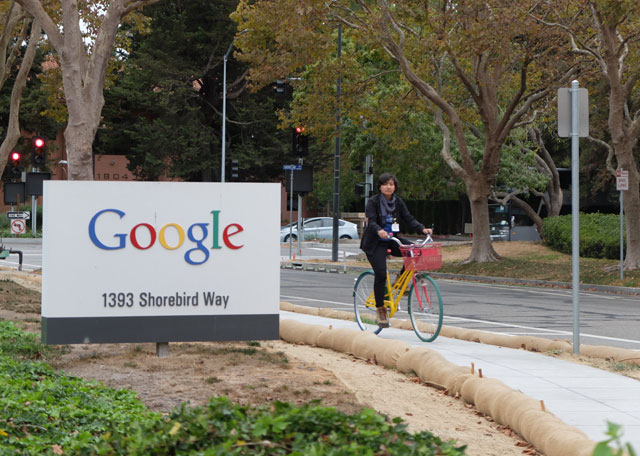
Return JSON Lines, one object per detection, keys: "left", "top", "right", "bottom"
{"left": 365, "top": 240, "right": 406, "bottom": 308}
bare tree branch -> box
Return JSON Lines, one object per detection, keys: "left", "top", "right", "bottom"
{"left": 586, "top": 135, "right": 616, "bottom": 175}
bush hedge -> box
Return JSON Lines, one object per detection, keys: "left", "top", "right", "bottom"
{"left": 78, "top": 398, "right": 467, "bottom": 456}
{"left": 543, "top": 213, "right": 625, "bottom": 260}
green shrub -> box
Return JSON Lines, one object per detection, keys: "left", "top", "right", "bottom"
{"left": 593, "top": 421, "right": 637, "bottom": 456}
{"left": 0, "top": 205, "right": 43, "bottom": 238}
{"left": 79, "top": 397, "right": 467, "bottom": 455}
{"left": 542, "top": 213, "right": 624, "bottom": 259}
{"left": 0, "top": 321, "right": 159, "bottom": 455}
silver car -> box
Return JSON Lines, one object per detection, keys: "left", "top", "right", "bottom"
{"left": 280, "top": 217, "right": 360, "bottom": 242}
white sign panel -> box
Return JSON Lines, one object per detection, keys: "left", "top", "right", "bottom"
{"left": 42, "top": 181, "right": 280, "bottom": 344}
{"left": 11, "top": 219, "right": 26, "bottom": 234}
{"left": 557, "top": 87, "right": 589, "bottom": 138}
{"left": 616, "top": 169, "right": 629, "bottom": 191}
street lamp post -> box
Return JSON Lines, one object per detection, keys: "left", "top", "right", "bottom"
{"left": 221, "top": 41, "right": 234, "bottom": 183}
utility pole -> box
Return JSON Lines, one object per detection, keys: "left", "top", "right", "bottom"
{"left": 331, "top": 24, "right": 342, "bottom": 262}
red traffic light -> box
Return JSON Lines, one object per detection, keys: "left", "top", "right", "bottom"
{"left": 11, "top": 152, "right": 21, "bottom": 162}
{"left": 34, "top": 137, "right": 45, "bottom": 148}
{"left": 295, "top": 126, "right": 305, "bottom": 133}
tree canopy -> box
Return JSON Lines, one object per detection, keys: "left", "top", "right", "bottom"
{"left": 232, "top": 0, "right": 576, "bottom": 261}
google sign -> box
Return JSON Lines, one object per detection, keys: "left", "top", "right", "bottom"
{"left": 88, "top": 209, "right": 244, "bottom": 264}
{"left": 41, "top": 181, "right": 280, "bottom": 345}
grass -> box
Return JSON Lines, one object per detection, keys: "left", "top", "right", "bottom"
{"left": 332, "top": 241, "right": 640, "bottom": 288}
{"left": 437, "top": 241, "right": 640, "bottom": 288}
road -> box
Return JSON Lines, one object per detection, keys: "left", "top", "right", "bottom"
{"left": 280, "top": 269, "right": 640, "bottom": 351}
{"left": 6, "top": 238, "right": 640, "bottom": 351}
{"left": 1, "top": 238, "right": 42, "bottom": 272}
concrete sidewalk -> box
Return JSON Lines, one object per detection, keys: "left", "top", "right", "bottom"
{"left": 281, "top": 310, "right": 640, "bottom": 448}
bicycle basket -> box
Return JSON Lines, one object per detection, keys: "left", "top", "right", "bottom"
{"left": 399, "top": 243, "right": 442, "bottom": 271}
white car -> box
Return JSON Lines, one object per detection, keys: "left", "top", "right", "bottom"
{"left": 280, "top": 217, "right": 360, "bottom": 242}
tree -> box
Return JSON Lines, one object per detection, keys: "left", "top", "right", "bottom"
{"left": 491, "top": 125, "right": 565, "bottom": 234}
{"left": 530, "top": 1, "right": 640, "bottom": 269}
{"left": 233, "top": 0, "right": 575, "bottom": 262}
{"left": 15, "top": 0, "right": 159, "bottom": 180}
{"left": 0, "top": 2, "right": 40, "bottom": 176}
{"left": 95, "top": 0, "right": 295, "bottom": 183}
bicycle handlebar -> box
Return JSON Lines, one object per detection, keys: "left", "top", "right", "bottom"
{"left": 388, "top": 233, "right": 433, "bottom": 245}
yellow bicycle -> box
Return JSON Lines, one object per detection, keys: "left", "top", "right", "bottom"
{"left": 353, "top": 235, "right": 443, "bottom": 342}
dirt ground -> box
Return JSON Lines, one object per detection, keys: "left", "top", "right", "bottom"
{"left": 0, "top": 275, "right": 539, "bottom": 456}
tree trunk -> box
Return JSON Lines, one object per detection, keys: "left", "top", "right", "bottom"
{"left": 0, "top": 17, "right": 38, "bottom": 176}
{"left": 617, "top": 147, "right": 640, "bottom": 269}
{"left": 465, "top": 179, "right": 500, "bottom": 263}
{"left": 64, "top": 123, "right": 96, "bottom": 180}
{"left": 16, "top": 0, "right": 159, "bottom": 181}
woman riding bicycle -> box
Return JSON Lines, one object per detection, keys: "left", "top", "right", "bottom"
{"left": 360, "top": 173, "right": 433, "bottom": 328}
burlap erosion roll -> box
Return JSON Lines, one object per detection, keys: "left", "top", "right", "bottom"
{"left": 279, "top": 320, "right": 326, "bottom": 346}
{"left": 316, "top": 327, "right": 358, "bottom": 352}
{"left": 471, "top": 378, "right": 514, "bottom": 417}
{"left": 517, "top": 409, "right": 594, "bottom": 456}
{"left": 351, "top": 331, "right": 384, "bottom": 360}
{"left": 376, "top": 339, "right": 411, "bottom": 368}
{"left": 490, "top": 389, "right": 540, "bottom": 426}
{"left": 396, "top": 347, "right": 445, "bottom": 374}
{"left": 318, "top": 308, "right": 354, "bottom": 321}
{"left": 580, "top": 344, "right": 640, "bottom": 366}
{"left": 280, "top": 302, "right": 320, "bottom": 316}
{"left": 390, "top": 318, "right": 413, "bottom": 330}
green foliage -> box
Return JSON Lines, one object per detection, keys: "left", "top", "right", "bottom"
{"left": 96, "top": 0, "right": 291, "bottom": 182}
{"left": 592, "top": 422, "right": 637, "bottom": 456}
{"left": 495, "top": 129, "right": 550, "bottom": 194}
{"left": 0, "top": 205, "right": 43, "bottom": 238}
{"left": 0, "top": 321, "right": 159, "bottom": 455}
{"left": 542, "top": 213, "right": 624, "bottom": 259}
{"left": 83, "top": 397, "right": 467, "bottom": 455}
{"left": 0, "top": 320, "right": 64, "bottom": 361}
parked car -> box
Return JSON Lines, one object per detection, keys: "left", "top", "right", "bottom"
{"left": 280, "top": 217, "right": 359, "bottom": 242}
{"left": 489, "top": 203, "right": 540, "bottom": 241}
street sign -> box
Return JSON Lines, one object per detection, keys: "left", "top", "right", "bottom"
{"left": 11, "top": 219, "right": 26, "bottom": 235}
{"left": 282, "top": 164, "right": 302, "bottom": 171}
{"left": 557, "top": 87, "right": 589, "bottom": 138}
{"left": 7, "top": 211, "right": 30, "bottom": 220}
{"left": 616, "top": 169, "right": 629, "bottom": 191}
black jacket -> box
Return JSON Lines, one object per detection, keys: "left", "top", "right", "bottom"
{"left": 359, "top": 193, "right": 425, "bottom": 256}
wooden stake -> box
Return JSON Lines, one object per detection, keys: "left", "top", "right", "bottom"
{"left": 478, "top": 368, "right": 483, "bottom": 378}
{"left": 471, "top": 362, "right": 475, "bottom": 374}
{"left": 540, "top": 400, "right": 546, "bottom": 412}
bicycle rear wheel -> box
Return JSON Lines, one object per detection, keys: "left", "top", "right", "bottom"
{"left": 408, "top": 273, "right": 443, "bottom": 342}
{"left": 353, "top": 271, "right": 382, "bottom": 333}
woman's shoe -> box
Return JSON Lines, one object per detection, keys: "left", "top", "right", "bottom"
{"left": 376, "top": 306, "right": 390, "bottom": 328}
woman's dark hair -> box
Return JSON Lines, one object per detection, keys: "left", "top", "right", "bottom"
{"left": 377, "top": 173, "right": 399, "bottom": 193}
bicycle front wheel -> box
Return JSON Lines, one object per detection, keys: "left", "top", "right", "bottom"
{"left": 408, "top": 273, "right": 443, "bottom": 342}
{"left": 353, "top": 271, "right": 381, "bottom": 333}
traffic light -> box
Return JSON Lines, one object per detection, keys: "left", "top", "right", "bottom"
{"left": 228, "top": 160, "right": 239, "bottom": 181}
{"left": 9, "top": 151, "right": 22, "bottom": 178}
{"left": 292, "top": 126, "right": 308, "bottom": 156}
{"left": 32, "top": 137, "right": 46, "bottom": 167}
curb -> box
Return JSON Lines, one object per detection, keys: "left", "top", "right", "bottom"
{"left": 281, "top": 261, "right": 640, "bottom": 296}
